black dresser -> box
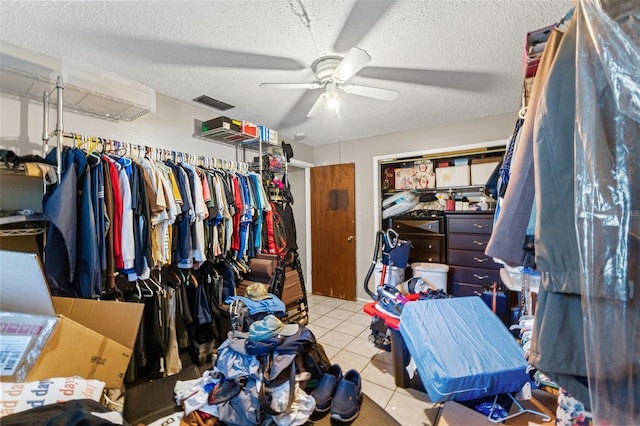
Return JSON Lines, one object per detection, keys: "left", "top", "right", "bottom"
{"left": 386, "top": 211, "right": 446, "bottom": 270}
{"left": 446, "top": 212, "right": 502, "bottom": 296}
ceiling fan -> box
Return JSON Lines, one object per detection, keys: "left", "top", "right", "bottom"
{"left": 86, "top": 0, "right": 496, "bottom": 129}
{"left": 259, "top": 47, "right": 398, "bottom": 117}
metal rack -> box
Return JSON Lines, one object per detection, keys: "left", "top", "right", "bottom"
{"left": 0, "top": 227, "right": 46, "bottom": 238}
{"left": 0, "top": 65, "right": 151, "bottom": 123}
{"left": 383, "top": 185, "right": 490, "bottom": 197}
{"left": 1, "top": 69, "right": 147, "bottom": 239}
{"left": 192, "top": 119, "right": 285, "bottom": 177}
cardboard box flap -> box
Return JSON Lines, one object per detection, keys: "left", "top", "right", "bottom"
{"left": 52, "top": 297, "right": 144, "bottom": 349}
{"left": 0, "top": 251, "right": 55, "bottom": 317}
{"left": 28, "top": 315, "right": 133, "bottom": 389}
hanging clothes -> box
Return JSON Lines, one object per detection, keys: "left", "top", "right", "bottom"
{"left": 43, "top": 147, "right": 101, "bottom": 298}
{"left": 102, "top": 159, "right": 116, "bottom": 291}
{"left": 129, "top": 162, "right": 153, "bottom": 280}
{"left": 484, "top": 26, "right": 565, "bottom": 266}
{"left": 118, "top": 163, "right": 135, "bottom": 272}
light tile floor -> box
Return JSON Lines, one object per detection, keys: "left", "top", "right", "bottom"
{"left": 306, "top": 294, "right": 439, "bottom": 425}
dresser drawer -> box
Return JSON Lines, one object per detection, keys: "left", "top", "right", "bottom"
{"left": 450, "top": 282, "right": 484, "bottom": 297}
{"left": 410, "top": 236, "right": 444, "bottom": 255}
{"left": 447, "top": 215, "right": 493, "bottom": 234}
{"left": 408, "top": 251, "right": 445, "bottom": 264}
{"left": 447, "top": 233, "right": 490, "bottom": 251}
{"left": 449, "top": 266, "right": 501, "bottom": 286}
{"left": 447, "top": 249, "right": 502, "bottom": 269}
{"left": 390, "top": 217, "right": 444, "bottom": 235}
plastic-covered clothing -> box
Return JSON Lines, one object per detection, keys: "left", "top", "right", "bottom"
{"left": 573, "top": 0, "right": 640, "bottom": 423}
{"left": 529, "top": 11, "right": 591, "bottom": 408}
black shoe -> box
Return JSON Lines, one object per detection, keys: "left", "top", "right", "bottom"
{"left": 330, "top": 369, "right": 362, "bottom": 422}
{"left": 311, "top": 364, "right": 343, "bottom": 412}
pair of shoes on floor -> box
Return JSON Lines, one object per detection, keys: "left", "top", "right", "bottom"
{"left": 311, "top": 364, "right": 362, "bottom": 422}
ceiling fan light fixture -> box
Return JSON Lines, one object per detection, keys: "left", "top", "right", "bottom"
{"left": 325, "top": 82, "right": 339, "bottom": 99}
{"left": 324, "top": 82, "right": 340, "bottom": 112}
{"left": 326, "top": 95, "right": 340, "bottom": 112}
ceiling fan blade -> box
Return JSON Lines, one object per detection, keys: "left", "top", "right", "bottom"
{"left": 260, "top": 82, "right": 322, "bottom": 90}
{"left": 333, "top": 0, "right": 397, "bottom": 52}
{"left": 333, "top": 47, "right": 371, "bottom": 83}
{"left": 358, "top": 67, "right": 498, "bottom": 92}
{"left": 307, "top": 93, "right": 326, "bottom": 117}
{"left": 83, "top": 32, "right": 306, "bottom": 70}
{"left": 276, "top": 88, "right": 324, "bottom": 129}
{"left": 342, "top": 84, "right": 398, "bottom": 101}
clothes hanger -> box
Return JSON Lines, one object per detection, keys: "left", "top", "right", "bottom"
{"left": 107, "top": 141, "right": 131, "bottom": 166}
{"left": 137, "top": 280, "right": 154, "bottom": 298}
{"left": 85, "top": 137, "right": 102, "bottom": 164}
{"left": 517, "top": 80, "right": 529, "bottom": 119}
{"left": 147, "top": 275, "right": 166, "bottom": 297}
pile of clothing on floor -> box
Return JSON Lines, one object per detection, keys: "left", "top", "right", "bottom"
{"left": 158, "top": 314, "right": 362, "bottom": 425}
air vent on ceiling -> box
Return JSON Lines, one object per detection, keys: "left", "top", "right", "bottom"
{"left": 193, "top": 95, "right": 234, "bottom": 111}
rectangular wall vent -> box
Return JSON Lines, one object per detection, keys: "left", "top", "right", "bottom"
{"left": 193, "top": 95, "right": 234, "bottom": 111}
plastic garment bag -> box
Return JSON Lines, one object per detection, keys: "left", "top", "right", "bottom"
{"left": 574, "top": 0, "right": 640, "bottom": 423}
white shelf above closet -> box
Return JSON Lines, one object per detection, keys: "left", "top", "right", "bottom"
{"left": 0, "top": 42, "right": 156, "bottom": 122}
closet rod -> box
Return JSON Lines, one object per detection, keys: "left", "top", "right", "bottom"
{"left": 42, "top": 76, "right": 250, "bottom": 177}
{"left": 58, "top": 134, "right": 251, "bottom": 173}
{"left": 42, "top": 91, "right": 49, "bottom": 159}
{"left": 55, "top": 77, "right": 64, "bottom": 185}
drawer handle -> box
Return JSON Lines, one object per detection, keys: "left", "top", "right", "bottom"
{"left": 428, "top": 244, "right": 433, "bottom": 249}
{"left": 473, "top": 223, "right": 488, "bottom": 229}
{"left": 473, "top": 240, "right": 487, "bottom": 246}
{"left": 473, "top": 257, "right": 488, "bottom": 263}
{"left": 474, "top": 274, "right": 489, "bottom": 280}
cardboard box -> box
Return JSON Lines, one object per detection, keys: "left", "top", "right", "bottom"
{"left": 413, "top": 159, "right": 435, "bottom": 189}
{"left": 240, "top": 121, "right": 258, "bottom": 138}
{"left": 436, "top": 165, "right": 470, "bottom": 188}
{"left": 258, "top": 126, "right": 279, "bottom": 146}
{"left": 0, "top": 251, "right": 144, "bottom": 389}
{"left": 471, "top": 161, "right": 500, "bottom": 185}
{"left": 202, "top": 116, "right": 242, "bottom": 134}
{"left": 201, "top": 116, "right": 245, "bottom": 141}
{"left": 394, "top": 168, "right": 415, "bottom": 190}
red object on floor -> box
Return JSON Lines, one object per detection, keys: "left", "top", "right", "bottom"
{"left": 362, "top": 301, "right": 399, "bottom": 331}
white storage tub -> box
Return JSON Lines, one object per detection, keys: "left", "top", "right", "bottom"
{"left": 411, "top": 262, "right": 449, "bottom": 291}
{"left": 374, "top": 261, "right": 405, "bottom": 286}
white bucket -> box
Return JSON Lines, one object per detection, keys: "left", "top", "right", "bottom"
{"left": 411, "top": 262, "right": 449, "bottom": 291}
{"left": 374, "top": 261, "right": 405, "bottom": 286}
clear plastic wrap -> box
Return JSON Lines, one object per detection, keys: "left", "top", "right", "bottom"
{"left": 0, "top": 312, "right": 58, "bottom": 383}
{"left": 574, "top": 0, "right": 640, "bottom": 423}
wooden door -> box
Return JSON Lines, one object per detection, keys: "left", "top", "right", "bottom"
{"left": 310, "top": 163, "right": 356, "bottom": 300}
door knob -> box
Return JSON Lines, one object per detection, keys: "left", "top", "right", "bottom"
{"left": 347, "top": 235, "right": 356, "bottom": 242}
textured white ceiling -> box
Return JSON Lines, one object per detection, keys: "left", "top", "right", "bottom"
{"left": 0, "top": 0, "right": 573, "bottom": 147}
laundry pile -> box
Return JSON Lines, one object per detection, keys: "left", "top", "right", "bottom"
{"left": 168, "top": 315, "right": 363, "bottom": 425}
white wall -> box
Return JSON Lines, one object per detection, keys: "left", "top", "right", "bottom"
{"left": 287, "top": 164, "right": 309, "bottom": 289}
{"left": 0, "top": 93, "right": 314, "bottom": 164}
{"left": 312, "top": 112, "right": 518, "bottom": 301}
